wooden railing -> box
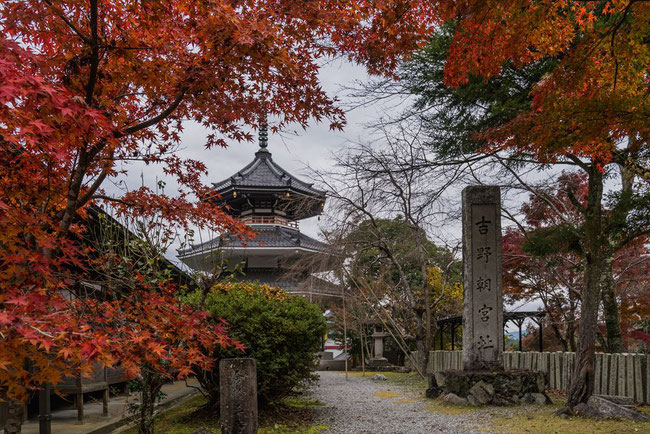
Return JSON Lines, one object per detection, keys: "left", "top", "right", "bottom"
{"left": 241, "top": 215, "right": 299, "bottom": 229}
{"left": 426, "top": 350, "right": 650, "bottom": 403}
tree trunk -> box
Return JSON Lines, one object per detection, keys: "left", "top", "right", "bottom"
{"left": 4, "top": 400, "right": 24, "bottom": 434}
{"left": 421, "top": 307, "right": 432, "bottom": 376}
{"left": 600, "top": 257, "right": 625, "bottom": 353}
{"left": 409, "top": 303, "right": 430, "bottom": 376}
{"left": 415, "top": 335, "right": 428, "bottom": 376}
{"left": 138, "top": 371, "right": 165, "bottom": 434}
{"left": 196, "top": 367, "right": 220, "bottom": 412}
{"left": 567, "top": 300, "right": 578, "bottom": 352}
{"left": 566, "top": 166, "right": 604, "bottom": 409}
{"left": 421, "top": 264, "right": 432, "bottom": 361}
{"left": 567, "top": 323, "right": 577, "bottom": 352}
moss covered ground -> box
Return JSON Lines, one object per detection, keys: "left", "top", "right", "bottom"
{"left": 122, "top": 394, "right": 328, "bottom": 434}
{"left": 485, "top": 394, "right": 650, "bottom": 434}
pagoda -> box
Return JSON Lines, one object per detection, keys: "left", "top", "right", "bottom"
{"left": 178, "top": 119, "right": 339, "bottom": 305}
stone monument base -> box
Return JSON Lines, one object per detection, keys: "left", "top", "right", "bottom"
{"left": 426, "top": 369, "right": 550, "bottom": 406}
{"left": 367, "top": 358, "right": 392, "bottom": 369}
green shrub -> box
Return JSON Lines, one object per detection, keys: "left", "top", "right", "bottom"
{"left": 186, "top": 281, "right": 326, "bottom": 408}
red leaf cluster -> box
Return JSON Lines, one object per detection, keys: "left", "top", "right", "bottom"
{"left": 0, "top": 0, "right": 441, "bottom": 401}
{"left": 440, "top": 1, "right": 649, "bottom": 164}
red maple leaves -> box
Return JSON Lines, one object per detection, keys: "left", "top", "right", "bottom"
{"left": 1, "top": 0, "right": 441, "bottom": 402}
{"left": 440, "top": 1, "right": 649, "bottom": 164}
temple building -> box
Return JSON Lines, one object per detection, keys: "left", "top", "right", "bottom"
{"left": 177, "top": 120, "right": 340, "bottom": 305}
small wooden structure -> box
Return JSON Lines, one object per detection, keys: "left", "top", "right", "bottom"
{"left": 55, "top": 364, "right": 130, "bottom": 422}
{"left": 437, "top": 311, "right": 546, "bottom": 352}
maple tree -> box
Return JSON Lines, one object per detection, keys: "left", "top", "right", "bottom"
{"left": 396, "top": 0, "right": 649, "bottom": 412}
{"left": 615, "top": 238, "right": 650, "bottom": 351}
{"left": 503, "top": 172, "right": 650, "bottom": 353}
{"left": 0, "top": 0, "right": 441, "bottom": 431}
{"left": 503, "top": 228, "right": 582, "bottom": 352}
{"left": 87, "top": 209, "right": 245, "bottom": 434}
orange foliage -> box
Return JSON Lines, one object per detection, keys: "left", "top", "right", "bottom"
{"left": 0, "top": 1, "right": 441, "bottom": 401}
{"left": 440, "top": 0, "right": 649, "bottom": 163}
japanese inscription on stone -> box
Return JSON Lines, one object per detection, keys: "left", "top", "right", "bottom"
{"left": 462, "top": 186, "right": 504, "bottom": 371}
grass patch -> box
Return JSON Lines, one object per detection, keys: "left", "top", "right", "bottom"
{"left": 638, "top": 405, "right": 650, "bottom": 416}
{"left": 340, "top": 371, "right": 428, "bottom": 392}
{"left": 281, "top": 397, "right": 324, "bottom": 410}
{"left": 424, "top": 390, "right": 650, "bottom": 432}
{"left": 424, "top": 397, "right": 477, "bottom": 415}
{"left": 394, "top": 398, "right": 419, "bottom": 404}
{"left": 122, "top": 395, "right": 215, "bottom": 434}
{"left": 260, "top": 424, "right": 329, "bottom": 434}
{"left": 373, "top": 390, "right": 402, "bottom": 399}
{"left": 490, "top": 412, "right": 650, "bottom": 434}
{"left": 490, "top": 407, "right": 650, "bottom": 432}
{"left": 122, "top": 394, "right": 327, "bottom": 434}
{"left": 488, "top": 393, "right": 650, "bottom": 434}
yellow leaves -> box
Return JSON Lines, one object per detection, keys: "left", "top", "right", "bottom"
{"left": 426, "top": 266, "right": 444, "bottom": 290}
{"left": 426, "top": 266, "right": 462, "bottom": 309}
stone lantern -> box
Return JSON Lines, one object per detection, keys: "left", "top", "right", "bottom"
{"left": 369, "top": 324, "right": 390, "bottom": 367}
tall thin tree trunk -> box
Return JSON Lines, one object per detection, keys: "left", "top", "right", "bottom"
{"left": 416, "top": 233, "right": 432, "bottom": 375}
{"left": 415, "top": 336, "right": 427, "bottom": 375}
{"left": 566, "top": 166, "right": 604, "bottom": 409}
{"left": 359, "top": 323, "right": 366, "bottom": 376}
{"left": 549, "top": 318, "right": 569, "bottom": 352}
{"left": 567, "top": 324, "right": 577, "bottom": 352}
{"left": 421, "top": 310, "right": 431, "bottom": 375}
{"left": 567, "top": 300, "right": 578, "bottom": 352}
{"left": 600, "top": 257, "right": 625, "bottom": 353}
{"left": 415, "top": 314, "right": 429, "bottom": 375}
{"left": 138, "top": 371, "right": 165, "bottom": 434}
{"left": 4, "top": 400, "right": 24, "bottom": 434}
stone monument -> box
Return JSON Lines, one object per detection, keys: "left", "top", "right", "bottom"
{"left": 462, "top": 186, "right": 504, "bottom": 371}
{"left": 220, "top": 358, "right": 258, "bottom": 434}
{"left": 426, "top": 186, "right": 549, "bottom": 406}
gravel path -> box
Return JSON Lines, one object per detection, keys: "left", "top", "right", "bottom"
{"left": 310, "top": 371, "right": 489, "bottom": 433}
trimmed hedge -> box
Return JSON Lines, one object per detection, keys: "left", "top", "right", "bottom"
{"left": 186, "top": 281, "right": 326, "bottom": 408}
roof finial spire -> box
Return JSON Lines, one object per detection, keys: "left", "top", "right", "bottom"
{"left": 259, "top": 110, "right": 268, "bottom": 150}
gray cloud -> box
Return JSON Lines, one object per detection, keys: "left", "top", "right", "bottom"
{"left": 105, "top": 59, "right": 380, "bottom": 259}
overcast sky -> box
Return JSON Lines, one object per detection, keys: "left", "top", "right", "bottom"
{"left": 109, "top": 56, "right": 543, "bottom": 320}
{"left": 111, "top": 57, "right": 392, "bottom": 249}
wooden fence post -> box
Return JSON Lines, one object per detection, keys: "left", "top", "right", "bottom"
{"left": 618, "top": 354, "right": 626, "bottom": 397}
{"left": 634, "top": 354, "right": 643, "bottom": 403}
{"left": 646, "top": 354, "right": 650, "bottom": 404}
{"left": 609, "top": 354, "right": 618, "bottom": 395}
{"left": 594, "top": 353, "right": 602, "bottom": 395}
{"left": 554, "top": 352, "right": 562, "bottom": 390}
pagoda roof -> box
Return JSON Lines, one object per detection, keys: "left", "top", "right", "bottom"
{"left": 205, "top": 118, "right": 326, "bottom": 220}
{"left": 211, "top": 148, "right": 326, "bottom": 198}
{"left": 178, "top": 224, "right": 328, "bottom": 259}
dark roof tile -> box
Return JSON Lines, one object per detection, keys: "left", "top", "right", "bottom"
{"left": 177, "top": 224, "right": 327, "bottom": 257}
{"left": 212, "top": 150, "right": 325, "bottom": 197}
